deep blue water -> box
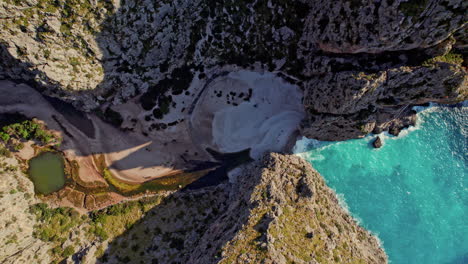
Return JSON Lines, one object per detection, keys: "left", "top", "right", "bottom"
{"left": 295, "top": 106, "right": 467, "bottom": 264}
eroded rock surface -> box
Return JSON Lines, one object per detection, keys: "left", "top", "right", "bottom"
{"left": 190, "top": 153, "right": 387, "bottom": 264}
{"left": 0, "top": 1, "right": 466, "bottom": 140}
{"left": 81, "top": 153, "right": 386, "bottom": 264}
{"left": 0, "top": 0, "right": 467, "bottom": 263}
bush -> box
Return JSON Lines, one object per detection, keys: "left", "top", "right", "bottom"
{"left": 422, "top": 52, "right": 464, "bottom": 67}
{"left": 1, "top": 120, "right": 55, "bottom": 144}
{"left": 30, "top": 203, "right": 83, "bottom": 242}
{"left": 0, "top": 147, "right": 11, "bottom": 157}
{"left": 13, "top": 142, "right": 24, "bottom": 151}
{"left": 62, "top": 246, "right": 75, "bottom": 258}
{"left": 0, "top": 132, "right": 10, "bottom": 142}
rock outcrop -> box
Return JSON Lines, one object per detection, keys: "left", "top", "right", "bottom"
{"left": 0, "top": 0, "right": 466, "bottom": 263}
{"left": 84, "top": 153, "right": 386, "bottom": 264}
{"left": 0, "top": 1, "right": 466, "bottom": 137}
{"left": 301, "top": 0, "right": 467, "bottom": 54}
{"left": 301, "top": 62, "right": 467, "bottom": 140}
{"left": 0, "top": 151, "right": 51, "bottom": 263}
{"left": 373, "top": 137, "right": 383, "bottom": 148}
{"left": 190, "top": 153, "right": 387, "bottom": 264}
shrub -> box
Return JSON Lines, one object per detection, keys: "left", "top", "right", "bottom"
{"left": 422, "top": 52, "right": 464, "bottom": 67}
{"left": 0, "top": 146, "right": 11, "bottom": 157}
{"left": 30, "top": 204, "right": 83, "bottom": 242}
{"left": 62, "top": 246, "right": 75, "bottom": 258}
{"left": 1, "top": 120, "right": 54, "bottom": 144}
{"left": 0, "top": 132, "right": 10, "bottom": 142}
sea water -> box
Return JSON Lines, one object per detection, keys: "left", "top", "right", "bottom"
{"left": 295, "top": 105, "right": 467, "bottom": 264}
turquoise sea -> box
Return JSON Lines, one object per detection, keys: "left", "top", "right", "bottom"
{"left": 295, "top": 105, "right": 467, "bottom": 264}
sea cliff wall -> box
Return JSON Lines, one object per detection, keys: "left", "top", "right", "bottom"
{"left": 0, "top": 0, "right": 466, "bottom": 263}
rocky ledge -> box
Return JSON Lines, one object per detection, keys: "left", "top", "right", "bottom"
{"left": 0, "top": 0, "right": 466, "bottom": 263}
{"left": 0, "top": 150, "right": 387, "bottom": 264}
{"left": 77, "top": 153, "right": 386, "bottom": 264}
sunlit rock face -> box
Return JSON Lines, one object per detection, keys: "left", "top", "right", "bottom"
{"left": 191, "top": 71, "right": 304, "bottom": 159}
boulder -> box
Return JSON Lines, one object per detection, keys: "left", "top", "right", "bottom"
{"left": 373, "top": 136, "right": 383, "bottom": 148}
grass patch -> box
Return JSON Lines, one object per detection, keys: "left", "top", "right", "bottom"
{"left": 87, "top": 196, "right": 162, "bottom": 241}
{"left": 422, "top": 52, "right": 464, "bottom": 67}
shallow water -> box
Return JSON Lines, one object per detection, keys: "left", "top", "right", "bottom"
{"left": 295, "top": 106, "right": 467, "bottom": 264}
{"left": 28, "top": 152, "right": 66, "bottom": 195}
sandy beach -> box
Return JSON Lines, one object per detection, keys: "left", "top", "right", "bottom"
{"left": 0, "top": 70, "right": 304, "bottom": 190}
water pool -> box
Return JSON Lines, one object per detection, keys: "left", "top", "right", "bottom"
{"left": 28, "top": 152, "right": 66, "bottom": 195}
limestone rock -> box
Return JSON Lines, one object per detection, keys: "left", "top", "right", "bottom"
{"left": 301, "top": 0, "right": 467, "bottom": 53}
{"left": 373, "top": 137, "right": 383, "bottom": 148}
{"left": 189, "top": 153, "right": 387, "bottom": 264}
{"left": 0, "top": 151, "right": 51, "bottom": 264}
{"left": 300, "top": 63, "right": 467, "bottom": 141}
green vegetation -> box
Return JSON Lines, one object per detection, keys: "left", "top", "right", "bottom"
{"left": 399, "top": 0, "right": 428, "bottom": 17}
{"left": 69, "top": 57, "right": 81, "bottom": 72}
{"left": 30, "top": 203, "right": 83, "bottom": 243}
{"left": 62, "top": 245, "right": 75, "bottom": 257}
{"left": 0, "top": 146, "right": 12, "bottom": 157}
{"left": 0, "top": 162, "right": 18, "bottom": 172}
{"left": 0, "top": 120, "right": 55, "bottom": 145}
{"left": 87, "top": 196, "right": 162, "bottom": 241}
{"left": 93, "top": 154, "right": 208, "bottom": 195}
{"left": 5, "top": 234, "right": 18, "bottom": 245}
{"left": 422, "top": 52, "right": 464, "bottom": 67}
{"left": 29, "top": 203, "right": 85, "bottom": 262}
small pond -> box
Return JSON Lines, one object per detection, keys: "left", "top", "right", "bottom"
{"left": 28, "top": 152, "right": 66, "bottom": 195}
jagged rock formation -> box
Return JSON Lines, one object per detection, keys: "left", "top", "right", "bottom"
{"left": 190, "top": 153, "right": 386, "bottom": 264}
{"left": 301, "top": 61, "right": 467, "bottom": 140}
{"left": 0, "top": 0, "right": 466, "bottom": 139}
{"left": 81, "top": 153, "right": 385, "bottom": 264}
{"left": 301, "top": 0, "right": 466, "bottom": 53}
{"left": 0, "top": 0, "right": 467, "bottom": 263}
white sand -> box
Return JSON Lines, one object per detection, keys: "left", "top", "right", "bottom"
{"left": 0, "top": 80, "right": 200, "bottom": 184}
{"left": 192, "top": 70, "right": 304, "bottom": 159}
{"left": 1, "top": 69, "right": 305, "bottom": 186}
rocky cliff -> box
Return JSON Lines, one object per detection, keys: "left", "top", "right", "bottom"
{"left": 0, "top": 149, "right": 387, "bottom": 264}
{"left": 0, "top": 0, "right": 466, "bottom": 139}
{"left": 0, "top": 0, "right": 467, "bottom": 263}
{"left": 81, "top": 153, "right": 385, "bottom": 264}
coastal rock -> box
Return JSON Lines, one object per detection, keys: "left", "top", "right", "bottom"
{"left": 301, "top": 63, "right": 467, "bottom": 141}
{"left": 373, "top": 137, "right": 383, "bottom": 148}
{"left": 189, "top": 153, "right": 387, "bottom": 264}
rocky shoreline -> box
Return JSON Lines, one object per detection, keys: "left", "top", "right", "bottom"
{"left": 0, "top": 0, "right": 466, "bottom": 263}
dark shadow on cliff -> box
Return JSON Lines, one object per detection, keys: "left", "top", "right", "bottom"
{"left": 0, "top": 36, "right": 258, "bottom": 262}
{"left": 0, "top": 39, "right": 223, "bottom": 186}
{"left": 94, "top": 158, "right": 261, "bottom": 264}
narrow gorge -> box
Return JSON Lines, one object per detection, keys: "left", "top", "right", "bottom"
{"left": 0, "top": 0, "right": 466, "bottom": 263}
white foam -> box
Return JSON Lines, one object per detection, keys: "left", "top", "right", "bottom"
{"left": 329, "top": 181, "right": 386, "bottom": 251}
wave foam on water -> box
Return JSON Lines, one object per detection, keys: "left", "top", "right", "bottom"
{"left": 295, "top": 104, "right": 468, "bottom": 264}
{"left": 295, "top": 102, "right": 468, "bottom": 153}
